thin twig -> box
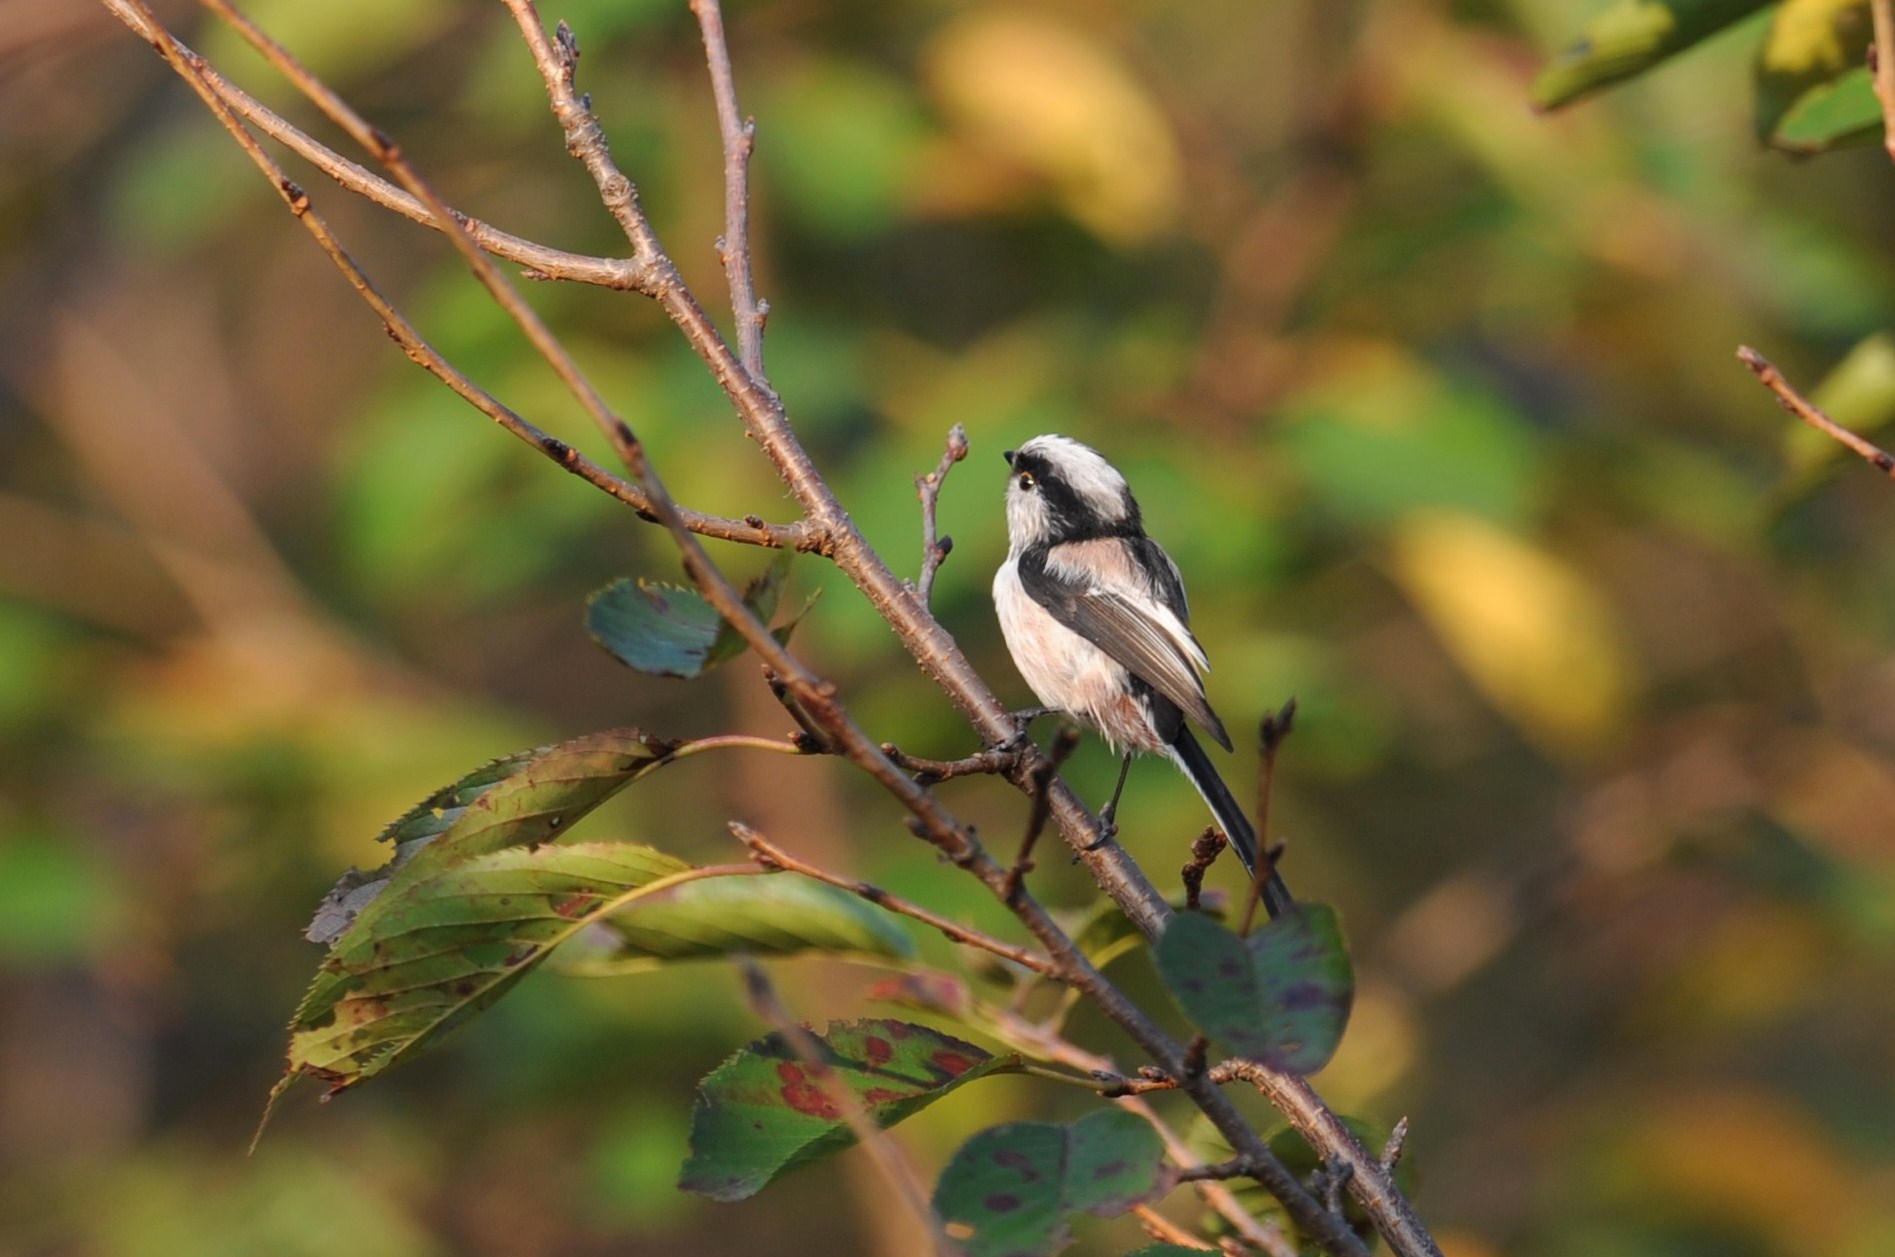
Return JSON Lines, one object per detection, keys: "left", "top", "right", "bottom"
{"left": 1739, "top": 346, "right": 1895, "bottom": 480}
{"left": 1182, "top": 828, "right": 1226, "bottom": 912}
{"left": 1380, "top": 1117, "right": 1410, "bottom": 1175}
{"left": 1241, "top": 698, "right": 1296, "bottom": 937}
{"left": 736, "top": 960, "right": 951, "bottom": 1253}
{"left": 666, "top": 733, "right": 814, "bottom": 760}
{"left": 1131, "top": 1203, "right": 1216, "bottom": 1250}
{"left": 101, "top": 0, "right": 809, "bottom": 554}
{"left": 763, "top": 667, "right": 836, "bottom": 753}
{"left": 1003, "top": 727, "right": 1080, "bottom": 903}
{"left": 881, "top": 742, "right": 1023, "bottom": 785}
{"left": 101, "top": 1, "right": 651, "bottom": 289}
{"left": 1873, "top": 0, "right": 1895, "bottom": 167}
{"left": 916, "top": 423, "right": 969, "bottom": 607}
{"left": 690, "top": 0, "right": 770, "bottom": 385}
{"left": 731, "top": 822, "right": 1060, "bottom": 977}
{"left": 1225, "top": 1060, "right": 1436, "bottom": 1257}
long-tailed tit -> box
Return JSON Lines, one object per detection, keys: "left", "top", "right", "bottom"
{"left": 992, "top": 434, "right": 1292, "bottom": 917}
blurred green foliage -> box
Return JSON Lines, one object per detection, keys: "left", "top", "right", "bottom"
{"left": 5, "top": 0, "right": 1895, "bottom": 1254}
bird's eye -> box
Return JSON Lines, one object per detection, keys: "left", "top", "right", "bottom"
{"left": 1017, "top": 472, "right": 1036, "bottom": 490}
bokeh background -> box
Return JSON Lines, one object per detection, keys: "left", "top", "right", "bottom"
{"left": 5, "top": 1, "right": 1895, "bottom": 1254}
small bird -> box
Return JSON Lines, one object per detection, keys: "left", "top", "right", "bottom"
{"left": 992, "top": 434, "right": 1293, "bottom": 917}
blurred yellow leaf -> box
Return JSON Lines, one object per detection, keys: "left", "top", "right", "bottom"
{"left": 1616, "top": 1089, "right": 1867, "bottom": 1256}
{"left": 1392, "top": 510, "right": 1631, "bottom": 750}
{"left": 1759, "top": 0, "right": 1865, "bottom": 74}
{"left": 921, "top": 11, "right": 1181, "bottom": 244}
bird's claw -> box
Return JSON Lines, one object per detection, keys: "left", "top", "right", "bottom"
{"left": 994, "top": 706, "right": 1055, "bottom": 751}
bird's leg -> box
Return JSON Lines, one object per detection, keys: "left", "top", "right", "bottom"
{"left": 1082, "top": 753, "right": 1135, "bottom": 849}
{"left": 995, "top": 705, "right": 1057, "bottom": 750}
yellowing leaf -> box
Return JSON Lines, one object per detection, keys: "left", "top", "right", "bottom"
{"left": 1392, "top": 510, "right": 1630, "bottom": 749}
{"left": 922, "top": 12, "right": 1181, "bottom": 244}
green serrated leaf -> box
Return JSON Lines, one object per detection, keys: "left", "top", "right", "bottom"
{"left": 1531, "top": 0, "right": 1774, "bottom": 111}
{"left": 280, "top": 842, "right": 708, "bottom": 1098}
{"left": 555, "top": 874, "right": 916, "bottom": 974}
{"left": 1754, "top": 0, "right": 1872, "bottom": 147}
{"left": 933, "top": 1110, "right": 1175, "bottom": 1257}
{"left": 1155, "top": 906, "right": 1354, "bottom": 1075}
{"left": 1124, "top": 1248, "right": 1210, "bottom": 1257}
{"left": 586, "top": 552, "right": 811, "bottom": 680}
{"left": 303, "top": 728, "right": 674, "bottom": 945}
{"left": 680, "top": 1019, "right": 1019, "bottom": 1201}
{"left": 1769, "top": 64, "right": 1884, "bottom": 152}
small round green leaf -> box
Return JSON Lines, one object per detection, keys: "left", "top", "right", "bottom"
{"left": 586, "top": 552, "right": 809, "bottom": 680}
{"left": 933, "top": 1110, "right": 1174, "bottom": 1257}
{"left": 1154, "top": 905, "right": 1353, "bottom": 1075}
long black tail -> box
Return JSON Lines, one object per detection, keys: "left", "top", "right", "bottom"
{"left": 1171, "top": 728, "right": 1295, "bottom": 919}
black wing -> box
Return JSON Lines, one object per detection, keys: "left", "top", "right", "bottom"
{"left": 1019, "top": 540, "right": 1232, "bottom": 750}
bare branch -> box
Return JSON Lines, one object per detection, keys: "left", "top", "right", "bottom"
{"left": 1241, "top": 697, "right": 1297, "bottom": 937}
{"left": 98, "top": 0, "right": 806, "bottom": 555}
{"left": 881, "top": 742, "right": 1022, "bottom": 784}
{"left": 690, "top": 0, "right": 770, "bottom": 384}
{"left": 1002, "top": 726, "right": 1080, "bottom": 903}
{"left": 1381, "top": 1117, "right": 1410, "bottom": 1175}
{"left": 916, "top": 424, "right": 969, "bottom": 607}
{"left": 736, "top": 960, "right": 950, "bottom": 1253}
{"left": 1131, "top": 1203, "right": 1216, "bottom": 1250}
{"left": 1739, "top": 345, "right": 1895, "bottom": 480}
{"left": 101, "top": 2, "right": 649, "bottom": 289}
{"left": 730, "top": 822, "right": 1059, "bottom": 977}
{"left": 1182, "top": 828, "right": 1227, "bottom": 912}
{"left": 1225, "top": 1060, "right": 1436, "bottom": 1257}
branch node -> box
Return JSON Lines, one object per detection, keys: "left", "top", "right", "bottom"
{"left": 1182, "top": 827, "right": 1227, "bottom": 911}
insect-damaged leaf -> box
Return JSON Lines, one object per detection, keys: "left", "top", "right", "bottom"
{"left": 555, "top": 874, "right": 916, "bottom": 975}
{"left": 933, "top": 1109, "right": 1174, "bottom": 1257}
{"left": 586, "top": 551, "right": 812, "bottom": 680}
{"left": 277, "top": 842, "right": 712, "bottom": 1102}
{"left": 1531, "top": 0, "right": 1774, "bottom": 111}
{"left": 680, "top": 1019, "right": 1019, "bottom": 1202}
{"left": 1155, "top": 905, "right": 1353, "bottom": 1075}
{"left": 303, "top": 728, "right": 674, "bottom": 944}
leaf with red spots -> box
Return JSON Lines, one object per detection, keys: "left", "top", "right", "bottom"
{"left": 586, "top": 551, "right": 813, "bottom": 680}
{"left": 1154, "top": 904, "right": 1353, "bottom": 1075}
{"left": 933, "top": 1109, "right": 1174, "bottom": 1257}
{"left": 274, "top": 842, "right": 716, "bottom": 1107}
{"left": 680, "top": 1019, "right": 1020, "bottom": 1202}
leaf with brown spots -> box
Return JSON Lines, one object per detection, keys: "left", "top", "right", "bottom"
{"left": 274, "top": 842, "right": 716, "bottom": 1106}
{"left": 680, "top": 1019, "right": 1021, "bottom": 1202}
{"left": 303, "top": 728, "right": 674, "bottom": 946}
{"left": 1154, "top": 905, "right": 1353, "bottom": 1075}
{"left": 933, "top": 1110, "right": 1174, "bottom": 1257}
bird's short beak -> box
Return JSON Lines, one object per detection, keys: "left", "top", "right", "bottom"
{"left": 1002, "top": 449, "right": 1015, "bottom": 467}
